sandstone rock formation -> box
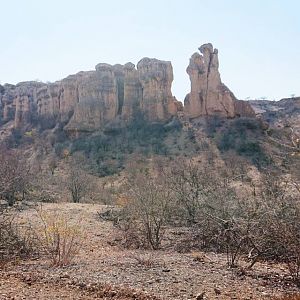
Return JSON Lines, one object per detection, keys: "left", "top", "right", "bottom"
{"left": 66, "top": 60, "right": 181, "bottom": 132}
{"left": 184, "top": 43, "right": 254, "bottom": 119}
{"left": 0, "top": 82, "right": 44, "bottom": 128}
{"left": 234, "top": 100, "right": 256, "bottom": 118}
{"left": 0, "top": 43, "right": 254, "bottom": 134}
{"left": 122, "top": 62, "right": 142, "bottom": 120}
{"left": 0, "top": 58, "right": 182, "bottom": 133}
{"left": 137, "top": 58, "right": 181, "bottom": 121}
{"left": 66, "top": 65, "right": 120, "bottom": 132}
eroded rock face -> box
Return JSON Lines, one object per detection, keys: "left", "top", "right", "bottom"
{"left": 184, "top": 43, "right": 254, "bottom": 119}
{"left": 66, "top": 60, "right": 181, "bottom": 132}
{"left": 0, "top": 43, "right": 254, "bottom": 134}
{"left": 234, "top": 100, "right": 256, "bottom": 118}
{"left": 122, "top": 62, "right": 142, "bottom": 120}
{"left": 0, "top": 82, "right": 44, "bottom": 128}
{"left": 66, "top": 65, "right": 119, "bottom": 132}
{"left": 137, "top": 58, "right": 180, "bottom": 121}
{"left": 32, "top": 59, "right": 181, "bottom": 132}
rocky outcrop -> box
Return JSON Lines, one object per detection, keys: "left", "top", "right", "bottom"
{"left": 122, "top": 62, "right": 142, "bottom": 120}
{"left": 0, "top": 82, "right": 44, "bottom": 128}
{"left": 36, "top": 83, "right": 61, "bottom": 118}
{"left": 249, "top": 97, "right": 300, "bottom": 131}
{"left": 137, "top": 58, "right": 181, "bottom": 121}
{"left": 66, "top": 65, "right": 119, "bottom": 132}
{"left": 184, "top": 43, "right": 254, "bottom": 119}
{"left": 66, "top": 60, "right": 181, "bottom": 132}
{"left": 0, "top": 58, "right": 177, "bottom": 133}
{"left": 234, "top": 100, "right": 256, "bottom": 118}
{"left": 0, "top": 43, "right": 254, "bottom": 134}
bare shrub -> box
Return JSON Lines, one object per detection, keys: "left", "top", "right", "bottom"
{"left": 67, "top": 167, "right": 90, "bottom": 203}
{"left": 48, "top": 154, "right": 58, "bottom": 175}
{"left": 66, "top": 155, "right": 91, "bottom": 203}
{"left": 167, "top": 160, "right": 217, "bottom": 226}
{"left": 119, "top": 169, "right": 172, "bottom": 250}
{"left": 37, "top": 207, "right": 83, "bottom": 266}
{"left": 0, "top": 147, "right": 31, "bottom": 206}
{"left": 0, "top": 207, "right": 37, "bottom": 263}
{"left": 0, "top": 147, "right": 37, "bottom": 263}
{"left": 116, "top": 156, "right": 300, "bottom": 283}
{"left": 252, "top": 171, "right": 300, "bottom": 284}
{"left": 168, "top": 160, "right": 300, "bottom": 272}
{"left": 129, "top": 252, "right": 156, "bottom": 268}
{"left": 167, "top": 160, "right": 252, "bottom": 266}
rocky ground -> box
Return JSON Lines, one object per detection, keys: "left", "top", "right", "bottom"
{"left": 0, "top": 203, "right": 299, "bottom": 300}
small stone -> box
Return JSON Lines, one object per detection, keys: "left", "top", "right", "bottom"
{"left": 214, "top": 287, "right": 221, "bottom": 295}
{"left": 196, "top": 291, "right": 206, "bottom": 300}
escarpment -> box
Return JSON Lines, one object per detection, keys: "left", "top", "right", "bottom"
{"left": 0, "top": 43, "right": 254, "bottom": 133}
{"left": 0, "top": 81, "right": 44, "bottom": 128}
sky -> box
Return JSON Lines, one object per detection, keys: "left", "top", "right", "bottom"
{"left": 0, "top": 0, "right": 299, "bottom": 101}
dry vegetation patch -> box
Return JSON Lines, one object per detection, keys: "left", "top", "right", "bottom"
{"left": 0, "top": 202, "right": 298, "bottom": 299}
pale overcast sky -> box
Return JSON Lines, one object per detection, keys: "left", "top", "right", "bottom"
{"left": 0, "top": 0, "right": 299, "bottom": 101}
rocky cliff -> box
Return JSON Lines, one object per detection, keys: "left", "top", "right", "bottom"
{"left": 184, "top": 43, "right": 255, "bottom": 119}
{"left": 0, "top": 59, "right": 182, "bottom": 133}
{"left": 0, "top": 43, "right": 254, "bottom": 134}
{"left": 0, "top": 82, "right": 44, "bottom": 128}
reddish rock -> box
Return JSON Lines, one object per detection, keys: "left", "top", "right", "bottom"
{"left": 0, "top": 43, "right": 254, "bottom": 133}
{"left": 184, "top": 43, "right": 254, "bottom": 119}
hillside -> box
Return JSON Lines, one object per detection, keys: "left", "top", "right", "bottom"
{"left": 1, "top": 43, "right": 300, "bottom": 300}
{"left": 250, "top": 97, "right": 300, "bottom": 136}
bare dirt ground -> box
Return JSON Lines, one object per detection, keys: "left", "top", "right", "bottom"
{"left": 0, "top": 203, "right": 299, "bottom": 300}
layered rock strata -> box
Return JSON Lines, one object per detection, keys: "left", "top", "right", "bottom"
{"left": 0, "top": 59, "right": 182, "bottom": 132}
{"left": 0, "top": 43, "right": 254, "bottom": 133}
{"left": 184, "top": 43, "right": 254, "bottom": 118}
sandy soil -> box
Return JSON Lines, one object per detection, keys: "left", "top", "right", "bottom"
{"left": 0, "top": 203, "right": 299, "bottom": 300}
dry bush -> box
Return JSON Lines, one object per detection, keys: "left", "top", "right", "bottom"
{"left": 167, "top": 159, "right": 300, "bottom": 277}
{"left": 167, "top": 160, "right": 253, "bottom": 267}
{"left": 67, "top": 165, "right": 90, "bottom": 203}
{"left": 119, "top": 169, "right": 172, "bottom": 250}
{"left": 0, "top": 147, "right": 37, "bottom": 263}
{"left": 0, "top": 147, "right": 31, "bottom": 206}
{"left": 0, "top": 207, "right": 37, "bottom": 263}
{"left": 128, "top": 252, "right": 156, "bottom": 268}
{"left": 251, "top": 171, "right": 300, "bottom": 284}
{"left": 115, "top": 156, "right": 300, "bottom": 285}
{"left": 37, "top": 207, "right": 83, "bottom": 266}
{"left": 63, "top": 153, "right": 93, "bottom": 203}
{"left": 167, "top": 161, "right": 211, "bottom": 225}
